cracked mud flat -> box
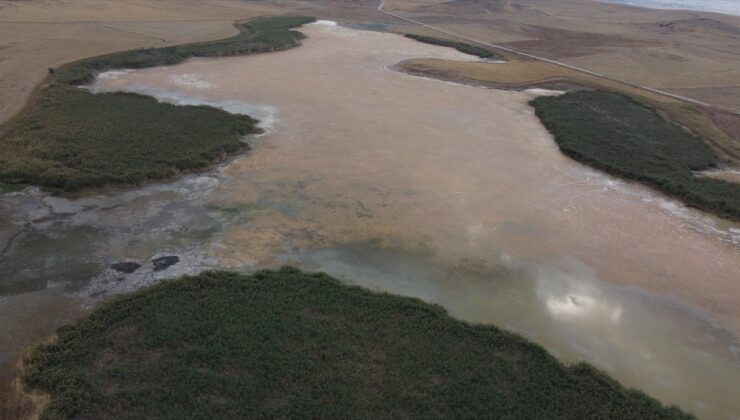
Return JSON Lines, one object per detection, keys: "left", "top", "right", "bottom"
{"left": 1, "top": 21, "right": 739, "bottom": 418}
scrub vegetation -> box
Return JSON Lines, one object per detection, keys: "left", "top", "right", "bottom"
{"left": 531, "top": 90, "right": 740, "bottom": 220}
{"left": 52, "top": 16, "right": 316, "bottom": 86}
{"left": 24, "top": 268, "right": 692, "bottom": 419}
{"left": 0, "top": 16, "right": 315, "bottom": 192}
{"left": 404, "top": 34, "right": 501, "bottom": 59}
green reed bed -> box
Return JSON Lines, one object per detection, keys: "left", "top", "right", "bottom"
{"left": 24, "top": 268, "right": 691, "bottom": 419}
{"left": 404, "top": 34, "right": 502, "bottom": 59}
{"left": 531, "top": 90, "right": 740, "bottom": 220}
{"left": 0, "top": 16, "right": 315, "bottom": 192}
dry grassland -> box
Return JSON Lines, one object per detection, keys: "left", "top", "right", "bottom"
{"left": 0, "top": 0, "right": 284, "bottom": 125}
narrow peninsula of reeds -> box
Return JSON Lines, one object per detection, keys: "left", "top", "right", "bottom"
{"left": 531, "top": 90, "right": 740, "bottom": 220}
{"left": 0, "top": 16, "right": 315, "bottom": 192}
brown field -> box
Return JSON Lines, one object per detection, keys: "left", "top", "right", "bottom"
{"left": 0, "top": 0, "right": 289, "bottom": 125}
{"left": 381, "top": 0, "right": 740, "bottom": 110}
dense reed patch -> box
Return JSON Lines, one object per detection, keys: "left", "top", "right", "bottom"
{"left": 404, "top": 34, "right": 501, "bottom": 59}
{"left": 0, "top": 16, "right": 315, "bottom": 192}
{"left": 24, "top": 268, "right": 691, "bottom": 419}
{"left": 531, "top": 90, "right": 740, "bottom": 220}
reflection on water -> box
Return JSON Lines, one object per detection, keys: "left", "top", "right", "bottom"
{"left": 543, "top": 288, "right": 624, "bottom": 325}
{"left": 287, "top": 243, "right": 740, "bottom": 416}
{"left": 1, "top": 21, "right": 739, "bottom": 418}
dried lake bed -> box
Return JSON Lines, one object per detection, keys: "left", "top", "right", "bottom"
{"left": 1, "top": 21, "right": 739, "bottom": 418}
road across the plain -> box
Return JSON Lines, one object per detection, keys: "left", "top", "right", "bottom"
{"left": 377, "top": 0, "right": 740, "bottom": 116}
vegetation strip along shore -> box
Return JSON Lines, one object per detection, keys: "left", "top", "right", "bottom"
{"left": 23, "top": 268, "right": 692, "bottom": 419}
{"left": 531, "top": 90, "right": 740, "bottom": 220}
{"left": 0, "top": 16, "right": 315, "bottom": 192}
{"left": 404, "top": 34, "right": 502, "bottom": 60}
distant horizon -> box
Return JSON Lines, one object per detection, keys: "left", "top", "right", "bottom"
{"left": 600, "top": 0, "right": 740, "bottom": 16}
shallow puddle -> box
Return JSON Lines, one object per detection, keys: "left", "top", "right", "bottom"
{"left": 1, "top": 21, "right": 739, "bottom": 418}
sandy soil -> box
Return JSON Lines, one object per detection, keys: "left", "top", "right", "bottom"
{"left": 0, "top": 290, "right": 82, "bottom": 419}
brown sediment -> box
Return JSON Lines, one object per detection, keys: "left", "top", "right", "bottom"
{"left": 398, "top": 57, "right": 740, "bottom": 164}
{"left": 0, "top": 378, "right": 35, "bottom": 420}
{"left": 15, "top": 348, "right": 52, "bottom": 420}
{"left": 0, "top": 340, "right": 55, "bottom": 420}
{"left": 0, "top": 290, "right": 83, "bottom": 418}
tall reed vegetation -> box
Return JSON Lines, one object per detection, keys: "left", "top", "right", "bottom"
{"left": 0, "top": 16, "right": 315, "bottom": 192}
{"left": 531, "top": 90, "right": 740, "bottom": 220}
{"left": 24, "top": 268, "right": 692, "bottom": 419}
{"left": 404, "top": 34, "right": 501, "bottom": 59}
